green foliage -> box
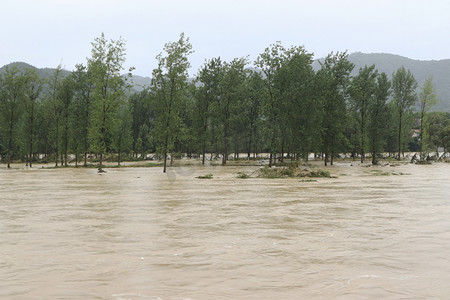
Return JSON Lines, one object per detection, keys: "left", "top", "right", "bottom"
{"left": 215, "top": 57, "right": 248, "bottom": 165}
{"left": 2, "top": 39, "right": 449, "bottom": 168}
{"left": 237, "top": 172, "right": 250, "bottom": 179}
{"left": 426, "top": 112, "right": 450, "bottom": 155}
{"left": 130, "top": 89, "right": 154, "bottom": 157}
{"left": 151, "top": 33, "right": 193, "bottom": 172}
{"left": 367, "top": 72, "right": 391, "bottom": 164}
{"left": 418, "top": 76, "right": 437, "bottom": 158}
{"left": 392, "top": 66, "right": 418, "bottom": 159}
{"left": 70, "top": 64, "right": 93, "bottom": 166}
{"left": 88, "top": 33, "right": 130, "bottom": 170}
{"left": 0, "top": 66, "right": 26, "bottom": 167}
{"left": 193, "top": 57, "right": 223, "bottom": 163}
{"left": 113, "top": 101, "right": 133, "bottom": 165}
{"left": 317, "top": 51, "right": 354, "bottom": 165}
{"left": 257, "top": 165, "right": 332, "bottom": 178}
{"left": 349, "top": 65, "right": 378, "bottom": 163}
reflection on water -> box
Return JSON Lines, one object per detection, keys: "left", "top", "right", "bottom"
{"left": 1, "top": 163, "right": 450, "bottom": 299}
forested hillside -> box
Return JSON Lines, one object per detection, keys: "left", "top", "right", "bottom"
{"left": 346, "top": 53, "right": 450, "bottom": 112}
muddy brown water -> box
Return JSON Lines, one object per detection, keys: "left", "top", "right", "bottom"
{"left": 1, "top": 162, "right": 450, "bottom": 299}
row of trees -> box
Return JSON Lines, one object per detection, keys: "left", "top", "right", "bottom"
{"left": 1, "top": 33, "right": 449, "bottom": 172}
{"left": 0, "top": 33, "right": 132, "bottom": 171}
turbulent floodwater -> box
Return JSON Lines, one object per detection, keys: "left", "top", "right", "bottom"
{"left": 1, "top": 162, "right": 450, "bottom": 299}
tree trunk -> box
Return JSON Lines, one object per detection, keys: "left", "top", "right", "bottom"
{"left": 7, "top": 132, "right": 12, "bottom": 169}
{"left": 55, "top": 118, "right": 59, "bottom": 167}
{"left": 202, "top": 141, "right": 206, "bottom": 165}
{"left": 397, "top": 112, "right": 402, "bottom": 161}
{"left": 7, "top": 113, "right": 13, "bottom": 169}
{"left": 419, "top": 110, "right": 425, "bottom": 160}
{"left": 29, "top": 102, "right": 34, "bottom": 168}
{"left": 163, "top": 135, "right": 168, "bottom": 173}
{"left": 361, "top": 111, "right": 365, "bottom": 163}
{"left": 98, "top": 152, "right": 103, "bottom": 172}
{"left": 371, "top": 151, "right": 377, "bottom": 165}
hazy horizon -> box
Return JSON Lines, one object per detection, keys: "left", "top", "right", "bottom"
{"left": 2, "top": 0, "right": 450, "bottom": 76}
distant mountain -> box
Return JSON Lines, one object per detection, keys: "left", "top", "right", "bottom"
{"left": 314, "top": 53, "right": 450, "bottom": 112}
{"left": 2, "top": 53, "right": 450, "bottom": 112}
{"left": 130, "top": 75, "right": 151, "bottom": 92}
{"left": 0, "top": 61, "right": 72, "bottom": 79}
{"left": 0, "top": 61, "right": 149, "bottom": 93}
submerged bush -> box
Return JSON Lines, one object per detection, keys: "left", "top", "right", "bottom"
{"left": 257, "top": 165, "right": 333, "bottom": 179}
{"left": 196, "top": 173, "right": 213, "bottom": 179}
{"left": 237, "top": 172, "right": 250, "bottom": 179}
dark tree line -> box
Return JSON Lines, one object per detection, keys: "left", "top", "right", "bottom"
{"left": 1, "top": 34, "right": 448, "bottom": 171}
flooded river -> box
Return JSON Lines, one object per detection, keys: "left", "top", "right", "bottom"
{"left": 1, "top": 162, "right": 450, "bottom": 299}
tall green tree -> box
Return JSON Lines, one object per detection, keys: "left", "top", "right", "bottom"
{"left": 279, "top": 49, "right": 316, "bottom": 160}
{"left": 255, "top": 42, "right": 286, "bottom": 167}
{"left": 367, "top": 72, "right": 391, "bottom": 164}
{"left": 22, "top": 69, "right": 42, "bottom": 167}
{"left": 194, "top": 57, "right": 223, "bottom": 164}
{"left": 215, "top": 57, "right": 247, "bottom": 165}
{"left": 426, "top": 112, "right": 450, "bottom": 157}
{"left": 113, "top": 101, "right": 133, "bottom": 165}
{"left": 317, "top": 52, "right": 354, "bottom": 165}
{"left": 129, "top": 89, "right": 153, "bottom": 158}
{"left": 58, "top": 75, "right": 75, "bottom": 166}
{"left": 418, "top": 76, "right": 437, "bottom": 159}
{"left": 349, "top": 65, "right": 378, "bottom": 163}
{"left": 46, "top": 65, "right": 64, "bottom": 167}
{"left": 70, "top": 64, "right": 94, "bottom": 166}
{"left": 0, "top": 66, "right": 25, "bottom": 168}
{"left": 151, "top": 33, "right": 193, "bottom": 173}
{"left": 255, "top": 42, "right": 311, "bottom": 165}
{"left": 242, "top": 70, "right": 264, "bottom": 158}
{"left": 88, "top": 33, "right": 131, "bottom": 172}
{"left": 392, "top": 66, "right": 417, "bottom": 160}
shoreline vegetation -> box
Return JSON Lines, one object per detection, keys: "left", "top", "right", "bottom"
{"left": 2, "top": 152, "right": 448, "bottom": 179}
{"left": 1, "top": 33, "right": 449, "bottom": 173}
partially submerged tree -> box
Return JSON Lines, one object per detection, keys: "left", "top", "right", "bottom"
{"left": 392, "top": 66, "right": 417, "bottom": 160}
{"left": 214, "top": 57, "right": 247, "bottom": 165}
{"left": 58, "top": 75, "right": 75, "bottom": 166}
{"left": 88, "top": 33, "right": 131, "bottom": 172}
{"left": 46, "top": 65, "right": 64, "bottom": 167}
{"left": 194, "top": 57, "right": 223, "bottom": 164}
{"left": 151, "top": 33, "right": 193, "bottom": 173}
{"left": 0, "top": 66, "right": 25, "bottom": 168}
{"left": 418, "top": 76, "right": 437, "bottom": 160}
{"left": 367, "top": 72, "right": 391, "bottom": 164}
{"left": 317, "top": 51, "right": 354, "bottom": 166}
{"left": 113, "top": 101, "right": 133, "bottom": 166}
{"left": 349, "top": 65, "right": 378, "bottom": 163}
{"left": 70, "top": 64, "right": 94, "bottom": 166}
{"left": 22, "top": 69, "right": 42, "bottom": 167}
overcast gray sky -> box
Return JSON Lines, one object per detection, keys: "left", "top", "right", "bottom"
{"left": 1, "top": 0, "right": 449, "bottom": 76}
